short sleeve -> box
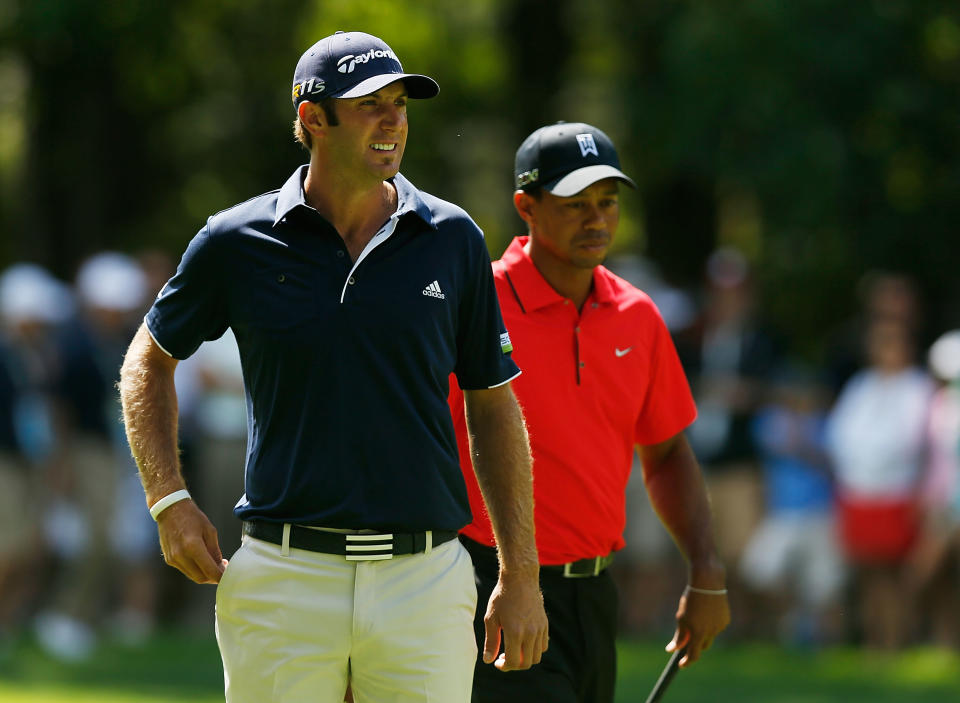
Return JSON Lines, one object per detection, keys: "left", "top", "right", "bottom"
{"left": 145, "top": 224, "right": 228, "bottom": 359}
{"left": 454, "top": 227, "right": 520, "bottom": 390}
{"left": 634, "top": 309, "right": 697, "bottom": 445}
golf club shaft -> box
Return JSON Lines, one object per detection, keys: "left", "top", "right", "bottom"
{"left": 644, "top": 645, "right": 686, "bottom": 703}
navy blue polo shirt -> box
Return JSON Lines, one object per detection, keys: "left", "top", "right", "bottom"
{"left": 146, "top": 166, "right": 519, "bottom": 531}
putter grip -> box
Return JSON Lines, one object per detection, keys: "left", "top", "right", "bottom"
{"left": 644, "top": 645, "right": 686, "bottom": 703}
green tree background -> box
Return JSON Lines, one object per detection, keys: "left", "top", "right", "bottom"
{"left": 1, "top": 0, "right": 958, "bottom": 358}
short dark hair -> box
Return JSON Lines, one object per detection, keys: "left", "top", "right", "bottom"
{"left": 293, "top": 98, "right": 339, "bottom": 150}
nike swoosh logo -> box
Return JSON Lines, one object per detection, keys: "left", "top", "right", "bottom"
{"left": 615, "top": 347, "right": 633, "bottom": 357}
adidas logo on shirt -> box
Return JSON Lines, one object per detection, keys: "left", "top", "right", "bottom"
{"left": 422, "top": 280, "right": 446, "bottom": 299}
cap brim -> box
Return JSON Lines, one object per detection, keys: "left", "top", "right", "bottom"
{"left": 545, "top": 165, "right": 637, "bottom": 197}
{"left": 336, "top": 73, "right": 439, "bottom": 99}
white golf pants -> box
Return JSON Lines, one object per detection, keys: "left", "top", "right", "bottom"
{"left": 215, "top": 533, "right": 478, "bottom": 703}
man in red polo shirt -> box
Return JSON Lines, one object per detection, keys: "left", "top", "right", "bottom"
{"left": 450, "top": 122, "right": 730, "bottom": 703}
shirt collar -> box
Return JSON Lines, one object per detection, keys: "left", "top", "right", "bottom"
{"left": 500, "top": 236, "right": 617, "bottom": 311}
{"left": 273, "top": 165, "right": 309, "bottom": 226}
{"left": 274, "top": 165, "right": 438, "bottom": 230}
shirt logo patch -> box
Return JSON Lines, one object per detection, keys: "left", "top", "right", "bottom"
{"left": 576, "top": 133, "right": 599, "bottom": 158}
{"left": 500, "top": 332, "right": 513, "bottom": 354}
{"left": 615, "top": 346, "right": 633, "bottom": 357}
{"left": 422, "top": 280, "right": 445, "bottom": 299}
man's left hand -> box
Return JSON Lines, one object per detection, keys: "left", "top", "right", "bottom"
{"left": 482, "top": 570, "right": 549, "bottom": 671}
{"left": 667, "top": 587, "right": 731, "bottom": 668}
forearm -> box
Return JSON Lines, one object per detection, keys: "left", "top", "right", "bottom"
{"left": 640, "top": 434, "right": 726, "bottom": 587}
{"left": 119, "top": 324, "right": 184, "bottom": 505}
{"left": 463, "top": 385, "right": 538, "bottom": 576}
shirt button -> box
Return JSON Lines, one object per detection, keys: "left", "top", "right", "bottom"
{"left": 564, "top": 300, "right": 570, "bottom": 306}
{"left": 575, "top": 326, "right": 581, "bottom": 333}
{"left": 348, "top": 276, "right": 356, "bottom": 285}
{"left": 592, "top": 303, "right": 598, "bottom": 308}
{"left": 579, "top": 362, "right": 585, "bottom": 368}
{"left": 336, "top": 250, "right": 345, "bottom": 258}
{"left": 277, "top": 273, "right": 285, "bottom": 283}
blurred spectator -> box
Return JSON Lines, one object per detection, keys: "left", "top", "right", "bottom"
{"left": 739, "top": 363, "right": 845, "bottom": 646}
{"left": 826, "top": 318, "right": 934, "bottom": 650}
{"left": 173, "top": 330, "right": 247, "bottom": 625}
{"left": 606, "top": 253, "right": 697, "bottom": 334}
{"left": 136, "top": 248, "right": 177, "bottom": 303}
{"left": 909, "top": 329, "right": 960, "bottom": 648}
{"left": 675, "top": 247, "right": 780, "bottom": 593}
{"left": 610, "top": 451, "right": 686, "bottom": 636}
{"left": 824, "top": 271, "right": 922, "bottom": 397}
{"left": 35, "top": 252, "right": 157, "bottom": 658}
{"left": 0, "top": 264, "right": 72, "bottom": 650}
{"left": 186, "top": 330, "right": 246, "bottom": 557}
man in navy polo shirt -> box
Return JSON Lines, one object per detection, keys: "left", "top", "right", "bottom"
{"left": 118, "top": 31, "right": 547, "bottom": 703}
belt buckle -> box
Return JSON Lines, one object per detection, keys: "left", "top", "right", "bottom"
{"left": 345, "top": 533, "right": 394, "bottom": 561}
{"left": 562, "top": 556, "right": 604, "bottom": 578}
{"left": 562, "top": 557, "right": 596, "bottom": 578}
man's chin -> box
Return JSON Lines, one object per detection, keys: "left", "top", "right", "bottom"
{"left": 571, "top": 247, "right": 610, "bottom": 268}
{"left": 571, "top": 254, "right": 607, "bottom": 270}
{"left": 374, "top": 161, "right": 401, "bottom": 180}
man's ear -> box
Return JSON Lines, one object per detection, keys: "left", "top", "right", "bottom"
{"left": 297, "top": 102, "right": 327, "bottom": 139}
{"left": 513, "top": 190, "right": 537, "bottom": 226}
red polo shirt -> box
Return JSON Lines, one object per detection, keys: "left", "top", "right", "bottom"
{"left": 449, "top": 236, "right": 697, "bottom": 564}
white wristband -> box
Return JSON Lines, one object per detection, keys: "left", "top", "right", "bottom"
{"left": 686, "top": 584, "right": 728, "bottom": 596}
{"left": 149, "top": 489, "right": 192, "bottom": 521}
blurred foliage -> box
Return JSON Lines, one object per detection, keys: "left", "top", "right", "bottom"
{"left": 1, "top": 0, "right": 957, "bottom": 358}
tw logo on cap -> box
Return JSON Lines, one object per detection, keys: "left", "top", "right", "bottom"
{"left": 576, "top": 133, "right": 599, "bottom": 157}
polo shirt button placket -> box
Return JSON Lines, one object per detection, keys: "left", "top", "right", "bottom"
{"left": 574, "top": 324, "right": 583, "bottom": 384}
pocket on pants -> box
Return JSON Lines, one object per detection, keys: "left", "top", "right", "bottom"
{"left": 455, "top": 540, "right": 479, "bottom": 618}
{"left": 215, "top": 537, "right": 251, "bottom": 612}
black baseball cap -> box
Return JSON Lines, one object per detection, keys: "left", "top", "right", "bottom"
{"left": 292, "top": 31, "right": 439, "bottom": 108}
{"left": 514, "top": 122, "right": 637, "bottom": 197}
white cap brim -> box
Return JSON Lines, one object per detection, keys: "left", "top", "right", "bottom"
{"left": 546, "top": 165, "right": 637, "bottom": 197}
{"left": 336, "top": 73, "right": 439, "bottom": 99}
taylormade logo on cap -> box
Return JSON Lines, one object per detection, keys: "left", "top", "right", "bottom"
{"left": 337, "top": 48, "right": 399, "bottom": 74}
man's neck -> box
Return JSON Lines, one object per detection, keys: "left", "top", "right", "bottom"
{"left": 303, "top": 160, "right": 398, "bottom": 260}
{"left": 523, "top": 239, "right": 595, "bottom": 312}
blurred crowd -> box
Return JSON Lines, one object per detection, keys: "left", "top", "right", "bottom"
{"left": 0, "top": 250, "right": 246, "bottom": 661}
{"left": 0, "top": 247, "right": 958, "bottom": 661}
{"left": 608, "top": 249, "right": 960, "bottom": 653}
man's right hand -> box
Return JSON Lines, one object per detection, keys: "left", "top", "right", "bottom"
{"left": 156, "top": 500, "right": 227, "bottom": 584}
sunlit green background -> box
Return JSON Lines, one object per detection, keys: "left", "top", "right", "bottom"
{"left": 2, "top": 0, "right": 959, "bottom": 359}
{"left": 1, "top": 633, "right": 959, "bottom": 702}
